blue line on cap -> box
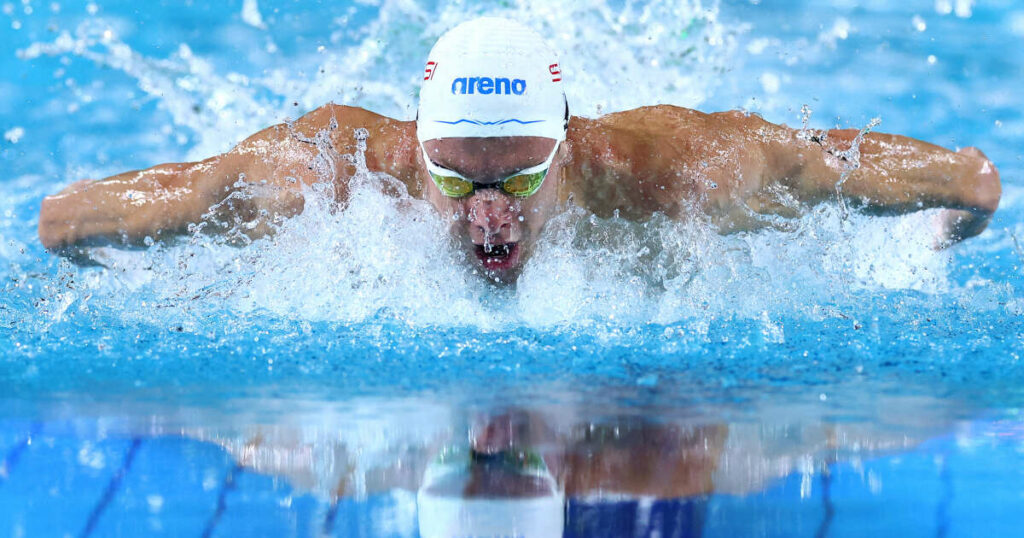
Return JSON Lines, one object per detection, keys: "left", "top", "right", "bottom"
{"left": 434, "top": 119, "right": 546, "bottom": 126}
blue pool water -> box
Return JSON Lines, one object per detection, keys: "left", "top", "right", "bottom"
{"left": 1, "top": 0, "right": 1023, "bottom": 536}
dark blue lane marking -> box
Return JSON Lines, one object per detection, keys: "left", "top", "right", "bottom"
{"left": 201, "top": 463, "right": 244, "bottom": 538}
{"left": 814, "top": 464, "right": 834, "bottom": 538}
{"left": 935, "top": 454, "right": 953, "bottom": 538}
{"left": 0, "top": 422, "right": 42, "bottom": 485}
{"left": 80, "top": 438, "right": 143, "bottom": 538}
{"left": 322, "top": 499, "right": 340, "bottom": 536}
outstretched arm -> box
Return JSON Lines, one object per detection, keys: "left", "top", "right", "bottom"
{"left": 38, "top": 118, "right": 320, "bottom": 256}
{"left": 566, "top": 106, "right": 999, "bottom": 246}
{"left": 38, "top": 105, "right": 414, "bottom": 259}
{"left": 38, "top": 155, "right": 282, "bottom": 256}
{"left": 748, "top": 115, "right": 1001, "bottom": 244}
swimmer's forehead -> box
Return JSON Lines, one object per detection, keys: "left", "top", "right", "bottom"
{"left": 422, "top": 136, "right": 557, "bottom": 158}
{"left": 422, "top": 137, "right": 558, "bottom": 179}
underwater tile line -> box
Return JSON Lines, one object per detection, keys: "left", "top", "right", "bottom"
{"left": 0, "top": 422, "right": 41, "bottom": 485}
{"left": 322, "top": 498, "right": 340, "bottom": 536}
{"left": 935, "top": 454, "right": 953, "bottom": 538}
{"left": 79, "top": 438, "right": 143, "bottom": 538}
{"left": 814, "top": 462, "right": 835, "bottom": 538}
{"left": 201, "top": 462, "right": 244, "bottom": 538}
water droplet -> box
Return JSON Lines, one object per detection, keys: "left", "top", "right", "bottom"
{"left": 912, "top": 15, "right": 927, "bottom": 32}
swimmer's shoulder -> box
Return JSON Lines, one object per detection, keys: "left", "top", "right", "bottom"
{"left": 565, "top": 105, "right": 713, "bottom": 158}
{"left": 234, "top": 103, "right": 419, "bottom": 195}
{"left": 316, "top": 103, "right": 421, "bottom": 195}
{"left": 565, "top": 105, "right": 711, "bottom": 165}
{"left": 563, "top": 106, "right": 710, "bottom": 218}
{"left": 272, "top": 103, "right": 412, "bottom": 140}
{"left": 575, "top": 105, "right": 710, "bottom": 131}
{"left": 566, "top": 105, "right": 773, "bottom": 166}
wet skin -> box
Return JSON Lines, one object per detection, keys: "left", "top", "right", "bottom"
{"left": 39, "top": 104, "right": 1002, "bottom": 279}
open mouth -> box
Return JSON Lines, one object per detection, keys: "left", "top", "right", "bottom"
{"left": 475, "top": 242, "right": 521, "bottom": 272}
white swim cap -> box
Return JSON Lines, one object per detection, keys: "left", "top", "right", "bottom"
{"left": 418, "top": 496, "right": 564, "bottom": 538}
{"left": 417, "top": 447, "right": 565, "bottom": 538}
{"left": 417, "top": 17, "right": 568, "bottom": 143}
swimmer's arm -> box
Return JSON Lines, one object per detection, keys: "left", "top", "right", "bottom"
{"left": 37, "top": 126, "right": 329, "bottom": 256}
{"left": 37, "top": 104, "right": 403, "bottom": 257}
{"left": 751, "top": 117, "right": 1001, "bottom": 244}
{"left": 38, "top": 156, "right": 249, "bottom": 256}
{"left": 208, "top": 433, "right": 437, "bottom": 500}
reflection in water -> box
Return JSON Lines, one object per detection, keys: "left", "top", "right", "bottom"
{"left": 6, "top": 391, "right": 1024, "bottom": 537}
{"left": 169, "top": 398, "right": 955, "bottom": 537}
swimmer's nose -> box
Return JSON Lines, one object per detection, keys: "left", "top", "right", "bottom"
{"left": 465, "top": 190, "right": 520, "bottom": 245}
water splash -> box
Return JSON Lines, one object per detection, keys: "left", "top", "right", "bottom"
{"left": 833, "top": 116, "right": 883, "bottom": 216}
{"left": 2, "top": 0, "right": 1010, "bottom": 336}
{"left": 30, "top": 131, "right": 952, "bottom": 333}
{"left": 241, "top": 0, "right": 267, "bottom": 30}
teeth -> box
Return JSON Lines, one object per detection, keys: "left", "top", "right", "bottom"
{"left": 480, "top": 244, "right": 511, "bottom": 257}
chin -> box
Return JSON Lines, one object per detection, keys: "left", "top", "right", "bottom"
{"left": 481, "top": 264, "right": 525, "bottom": 285}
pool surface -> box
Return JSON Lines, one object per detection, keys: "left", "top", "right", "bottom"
{"left": 1, "top": 0, "right": 1023, "bottom": 536}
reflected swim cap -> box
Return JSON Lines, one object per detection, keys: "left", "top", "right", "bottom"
{"left": 416, "top": 17, "right": 568, "bottom": 143}
{"left": 417, "top": 446, "right": 564, "bottom": 538}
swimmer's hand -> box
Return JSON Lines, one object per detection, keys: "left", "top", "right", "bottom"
{"left": 931, "top": 147, "right": 1001, "bottom": 249}
{"left": 39, "top": 179, "right": 103, "bottom": 264}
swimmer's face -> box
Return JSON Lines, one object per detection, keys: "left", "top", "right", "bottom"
{"left": 421, "top": 136, "right": 564, "bottom": 282}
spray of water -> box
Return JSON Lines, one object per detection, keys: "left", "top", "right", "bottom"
{"left": 5, "top": 0, "right": 983, "bottom": 335}
{"left": 38, "top": 127, "right": 951, "bottom": 336}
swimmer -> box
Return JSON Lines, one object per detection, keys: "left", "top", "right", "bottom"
{"left": 38, "top": 17, "right": 1002, "bottom": 280}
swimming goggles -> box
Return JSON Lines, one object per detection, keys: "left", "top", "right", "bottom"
{"left": 421, "top": 142, "right": 560, "bottom": 198}
{"left": 431, "top": 444, "right": 553, "bottom": 480}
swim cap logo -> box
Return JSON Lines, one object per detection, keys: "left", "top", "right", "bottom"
{"left": 424, "top": 61, "right": 438, "bottom": 81}
{"left": 451, "top": 77, "right": 526, "bottom": 95}
{"left": 549, "top": 63, "right": 561, "bottom": 82}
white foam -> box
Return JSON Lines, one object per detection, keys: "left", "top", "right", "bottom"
{"left": 70, "top": 148, "right": 955, "bottom": 331}
{"left": 3, "top": 126, "right": 24, "bottom": 143}
{"left": 241, "top": 0, "right": 266, "bottom": 30}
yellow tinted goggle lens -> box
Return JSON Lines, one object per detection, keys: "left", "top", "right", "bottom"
{"left": 431, "top": 173, "right": 474, "bottom": 197}
{"left": 501, "top": 170, "right": 547, "bottom": 197}
{"left": 429, "top": 169, "right": 547, "bottom": 198}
